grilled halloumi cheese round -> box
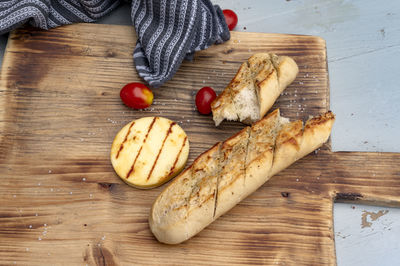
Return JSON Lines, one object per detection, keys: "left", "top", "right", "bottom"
{"left": 111, "top": 117, "right": 189, "bottom": 189}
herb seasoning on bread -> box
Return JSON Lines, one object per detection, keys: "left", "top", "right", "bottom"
{"left": 149, "top": 109, "right": 334, "bottom": 244}
{"left": 211, "top": 53, "right": 299, "bottom": 126}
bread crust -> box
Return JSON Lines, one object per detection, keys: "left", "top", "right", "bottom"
{"left": 149, "top": 110, "right": 335, "bottom": 244}
{"left": 211, "top": 53, "right": 299, "bottom": 126}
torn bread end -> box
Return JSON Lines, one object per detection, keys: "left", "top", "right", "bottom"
{"left": 211, "top": 53, "right": 298, "bottom": 126}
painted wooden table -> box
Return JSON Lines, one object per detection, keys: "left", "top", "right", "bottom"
{"left": 1, "top": 1, "right": 399, "bottom": 265}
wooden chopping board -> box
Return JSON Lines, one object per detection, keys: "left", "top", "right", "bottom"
{"left": 1, "top": 23, "right": 399, "bottom": 265}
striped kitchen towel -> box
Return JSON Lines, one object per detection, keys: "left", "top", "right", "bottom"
{"left": 0, "top": 0, "right": 230, "bottom": 88}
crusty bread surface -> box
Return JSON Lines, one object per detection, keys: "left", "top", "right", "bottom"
{"left": 149, "top": 109, "right": 335, "bottom": 244}
{"left": 211, "top": 53, "right": 299, "bottom": 126}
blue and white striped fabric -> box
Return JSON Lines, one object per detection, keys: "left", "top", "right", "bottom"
{"left": 0, "top": 0, "right": 230, "bottom": 87}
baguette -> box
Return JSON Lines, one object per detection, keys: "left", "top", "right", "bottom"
{"left": 211, "top": 53, "right": 299, "bottom": 126}
{"left": 149, "top": 109, "right": 335, "bottom": 244}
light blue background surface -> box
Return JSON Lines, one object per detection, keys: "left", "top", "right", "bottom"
{"left": 1, "top": 1, "right": 399, "bottom": 265}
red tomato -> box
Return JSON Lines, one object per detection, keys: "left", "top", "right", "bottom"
{"left": 120, "top": 82, "right": 153, "bottom": 109}
{"left": 222, "top": 9, "right": 238, "bottom": 31}
{"left": 196, "top": 87, "right": 217, "bottom": 115}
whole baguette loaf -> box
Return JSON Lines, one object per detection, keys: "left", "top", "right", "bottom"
{"left": 211, "top": 53, "right": 299, "bottom": 126}
{"left": 149, "top": 109, "right": 335, "bottom": 244}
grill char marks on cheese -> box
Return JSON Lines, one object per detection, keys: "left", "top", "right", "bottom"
{"left": 126, "top": 117, "right": 157, "bottom": 179}
{"left": 149, "top": 109, "right": 335, "bottom": 244}
{"left": 111, "top": 117, "right": 189, "bottom": 189}
{"left": 116, "top": 122, "right": 135, "bottom": 159}
{"left": 167, "top": 136, "right": 187, "bottom": 179}
{"left": 147, "top": 122, "right": 176, "bottom": 181}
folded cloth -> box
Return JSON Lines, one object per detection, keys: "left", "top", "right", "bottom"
{"left": 0, "top": 0, "right": 230, "bottom": 88}
{"left": 132, "top": 0, "right": 230, "bottom": 87}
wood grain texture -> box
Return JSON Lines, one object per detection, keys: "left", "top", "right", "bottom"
{"left": 0, "top": 23, "right": 399, "bottom": 265}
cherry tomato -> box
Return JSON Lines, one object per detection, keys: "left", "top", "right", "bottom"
{"left": 120, "top": 82, "right": 153, "bottom": 109}
{"left": 196, "top": 87, "right": 217, "bottom": 115}
{"left": 222, "top": 9, "right": 238, "bottom": 31}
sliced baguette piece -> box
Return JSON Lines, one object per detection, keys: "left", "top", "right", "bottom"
{"left": 211, "top": 53, "right": 298, "bottom": 126}
{"left": 149, "top": 109, "right": 335, "bottom": 244}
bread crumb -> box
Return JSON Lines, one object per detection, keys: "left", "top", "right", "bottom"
{"left": 296, "top": 178, "right": 299, "bottom": 182}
